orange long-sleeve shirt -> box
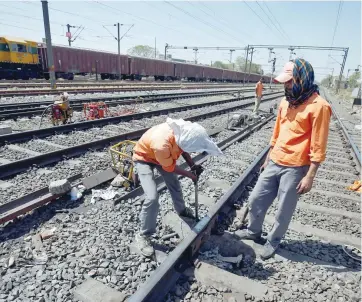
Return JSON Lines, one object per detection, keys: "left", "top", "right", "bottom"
{"left": 132, "top": 123, "right": 183, "bottom": 172}
{"left": 270, "top": 93, "right": 331, "bottom": 166}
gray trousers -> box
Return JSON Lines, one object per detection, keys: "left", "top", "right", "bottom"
{"left": 135, "top": 161, "right": 185, "bottom": 236}
{"left": 247, "top": 160, "right": 309, "bottom": 245}
{"left": 253, "top": 96, "right": 262, "bottom": 113}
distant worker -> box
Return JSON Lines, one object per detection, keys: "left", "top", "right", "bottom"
{"left": 238, "top": 59, "right": 331, "bottom": 260}
{"left": 254, "top": 78, "right": 264, "bottom": 113}
{"left": 133, "top": 118, "right": 223, "bottom": 257}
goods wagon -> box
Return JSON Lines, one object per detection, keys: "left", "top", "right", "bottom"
{"left": 1, "top": 35, "right": 272, "bottom": 82}
{"left": 38, "top": 44, "right": 129, "bottom": 80}
{"left": 175, "top": 62, "right": 203, "bottom": 81}
{"left": 129, "top": 57, "right": 174, "bottom": 81}
{"left": 203, "top": 66, "right": 223, "bottom": 82}
{"left": 222, "top": 69, "right": 239, "bottom": 82}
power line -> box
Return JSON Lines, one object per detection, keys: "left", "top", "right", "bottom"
{"left": 255, "top": 1, "right": 288, "bottom": 42}
{"left": 263, "top": 1, "right": 290, "bottom": 42}
{"left": 242, "top": 1, "right": 283, "bottom": 42}
{"left": 330, "top": 0, "right": 344, "bottom": 48}
{"left": 186, "top": 0, "right": 254, "bottom": 43}
{"left": 0, "top": 21, "right": 63, "bottom": 37}
{"left": 164, "top": 1, "right": 242, "bottom": 45}
{"left": 93, "top": 0, "right": 186, "bottom": 36}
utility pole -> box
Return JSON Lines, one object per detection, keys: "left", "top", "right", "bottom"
{"left": 229, "top": 49, "right": 235, "bottom": 70}
{"left": 288, "top": 48, "right": 296, "bottom": 61}
{"left": 336, "top": 48, "right": 348, "bottom": 93}
{"left": 193, "top": 48, "right": 198, "bottom": 64}
{"left": 41, "top": 0, "right": 56, "bottom": 89}
{"left": 66, "top": 24, "right": 76, "bottom": 46}
{"left": 247, "top": 47, "right": 255, "bottom": 83}
{"left": 154, "top": 37, "right": 157, "bottom": 58}
{"left": 115, "top": 22, "right": 121, "bottom": 80}
{"left": 164, "top": 43, "right": 168, "bottom": 60}
{"left": 243, "top": 45, "right": 249, "bottom": 86}
{"left": 269, "top": 57, "right": 276, "bottom": 88}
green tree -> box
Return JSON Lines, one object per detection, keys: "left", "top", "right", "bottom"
{"left": 127, "top": 45, "right": 158, "bottom": 58}
{"left": 348, "top": 71, "right": 361, "bottom": 88}
{"left": 212, "top": 61, "right": 229, "bottom": 69}
{"left": 234, "top": 56, "right": 263, "bottom": 74}
{"left": 321, "top": 75, "right": 333, "bottom": 87}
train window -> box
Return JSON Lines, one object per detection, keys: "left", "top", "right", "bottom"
{"left": 32, "top": 47, "right": 38, "bottom": 54}
{"left": 0, "top": 43, "right": 9, "bottom": 52}
{"left": 17, "top": 44, "right": 27, "bottom": 53}
{"left": 11, "top": 43, "right": 17, "bottom": 51}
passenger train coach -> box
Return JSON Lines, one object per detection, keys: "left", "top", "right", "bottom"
{"left": 0, "top": 36, "right": 268, "bottom": 83}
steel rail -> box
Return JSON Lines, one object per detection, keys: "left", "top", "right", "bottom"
{"left": 0, "top": 94, "right": 281, "bottom": 178}
{"left": 0, "top": 116, "right": 273, "bottom": 234}
{"left": 327, "top": 96, "right": 361, "bottom": 172}
{"left": 0, "top": 84, "right": 254, "bottom": 97}
{"left": 0, "top": 91, "right": 282, "bottom": 145}
{"left": 0, "top": 89, "right": 252, "bottom": 119}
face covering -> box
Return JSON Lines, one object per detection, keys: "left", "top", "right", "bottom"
{"left": 166, "top": 118, "right": 223, "bottom": 156}
{"left": 285, "top": 58, "right": 319, "bottom": 108}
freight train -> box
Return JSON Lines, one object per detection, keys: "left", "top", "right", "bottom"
{"left": 0, "top": 36, "right": 268, "bottom": 83}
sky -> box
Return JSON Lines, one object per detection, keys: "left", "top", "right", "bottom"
{"left": 0, "top": 0, "right": 361, "bottom": 81}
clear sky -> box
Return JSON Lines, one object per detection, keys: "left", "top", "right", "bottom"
{"left": 1, "top": 0, "right": 361, "bottom": 81}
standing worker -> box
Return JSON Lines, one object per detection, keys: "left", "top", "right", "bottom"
{"left": 254, "top": 78, "right": 264, "bottom": 113}
{"left": 238, "top": 59, "right": 331, "bottom": 260}
{"left": 133, "top": 118, "right": 223, "bottom": 257}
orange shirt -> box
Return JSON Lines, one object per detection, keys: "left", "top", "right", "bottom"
{"left": 255, "top": 81, "right": 263, "bottom": 97}
{"left": 270, "top": 93, "right": 331, "bottom": 166}
{"left": 132, "top": 123, "right": 183, "bottom": 172}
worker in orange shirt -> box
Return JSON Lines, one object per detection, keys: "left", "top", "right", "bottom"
{"left": 238, "top": 59, "right": 331, "bottom": 260}
{"left": 132, "top": 118, "right": 223, "bottom": 257}
{"left": 254, "top": 78, "right": 264, "bottom": 113}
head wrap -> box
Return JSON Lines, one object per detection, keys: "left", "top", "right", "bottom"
{"left": 285, "top": 58, "right": 319, "bottom": 108}
{"left": 166, "top": 118, "right": 223, "bottom": 156}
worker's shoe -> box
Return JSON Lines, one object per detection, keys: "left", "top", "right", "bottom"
{"left": 179, "top": 207, "right": 195, "bottom": 219}
{"left": 260, "top": 241, "right": 278, "bottom": 260}
{"left": 135, "top": 233, "right": 154, "bottom": 257}
{"left": 236, "top": 229, "right": 262, "bottom": 241}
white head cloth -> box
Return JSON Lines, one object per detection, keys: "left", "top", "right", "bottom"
{"left": 166, "top": 117, "right": 224, "bottom": 156}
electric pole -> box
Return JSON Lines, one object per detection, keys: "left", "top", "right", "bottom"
{"left": 247, "top": 47, "right": 255, "bottom": 83}
{"left": 229, "top": 49, "right": 235, "bottom": 70}
{"left": 41, "top": 0, "right": 56, "bottom": 89}
{"left": 116, "top": 23, "right": 121, "bottom": 79}
{"left": 66, "top": 24, "right": 77, "bottom": 46}
{"left": 193, "top": 48, "right": 198, "bottom": 64}
{"left": 155, "top": 37, "right": 157, "bottom": 58}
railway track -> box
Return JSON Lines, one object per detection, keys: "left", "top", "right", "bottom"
{"left": 1, "top": 90, "right": 359, "bottom": 302}
{"left": 0, "top": 101, "right": 277, "bottom": 302}
{"left": 0, "top": 84, "right": 264, "bottom": 97}
{"left": 0, "top": 89, "right": 254, "bottom": 120}
{"left": 0, "top": 93, "right": 281, "bottom": 203}
{"left": 122, "top": 90, "right": 361, "bottom": 302}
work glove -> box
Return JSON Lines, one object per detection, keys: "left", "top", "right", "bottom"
{"left": 191, "top": 164, "right": 204, "bottom": 177}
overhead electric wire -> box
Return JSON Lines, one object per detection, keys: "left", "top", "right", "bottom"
{"left": 164, "top": 1, "right": 243, "bottom": 45}
{"left": 255, "top": 1, "right": 288, "bottom": 42}
{"left": 263, "top": 1, "right": 290, "bottom": 42}
{"left": 242, "top": 1, "right": 283, "bottom": 42}
{"left": 186, "top": 0, "right": 255, "bottom": 43}
{"left": 327, "top": 0, "right": 344, "bottom": 65}
{"left": 93, "top": 0, "right": 187, "bottom": 36}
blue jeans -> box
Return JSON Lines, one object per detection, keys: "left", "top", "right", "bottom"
{"left": 247, "top": 160, "right": 309, "bottom": 245}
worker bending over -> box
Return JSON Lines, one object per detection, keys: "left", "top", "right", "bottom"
{"left": 238, "top": 59, "right": 331, "bottom": 260}
{"left": 133, "top": 118, "right": 223, "bottom": 257}
{"left": 254, "top": 78, "right": 264, "bottom": 113}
